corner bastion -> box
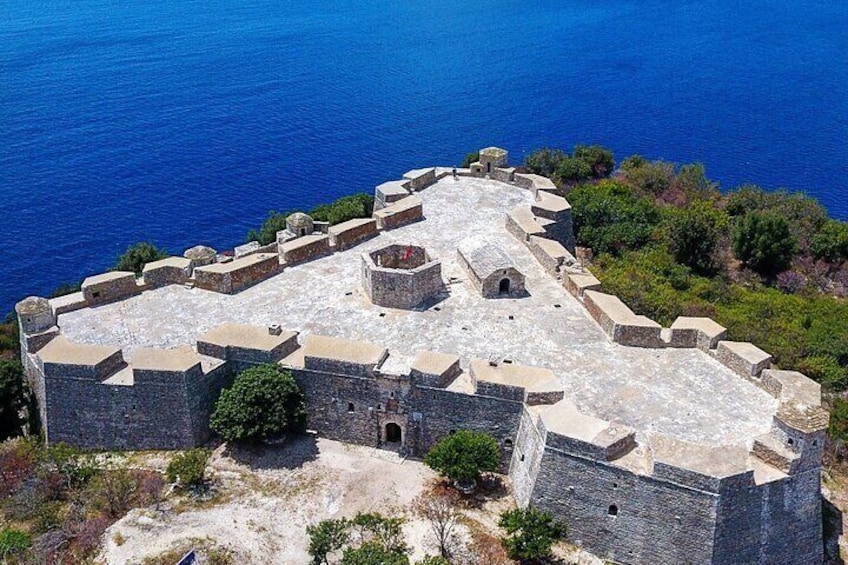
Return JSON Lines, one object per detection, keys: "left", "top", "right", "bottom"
{"left": 16, "top": 148, "right": 827, "bottom": 565}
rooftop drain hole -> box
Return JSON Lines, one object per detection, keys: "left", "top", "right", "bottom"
{"left": 379, "top": 313, "right": 386, "bottom": 318}
{"left": 345, "top": 291, "right": 353, "bottom": 296}
{"left": 462, "top": 326, "right": 469, "bottom": 331}
{"left": 434, "top": 306, "right": 441, "bottom": 311}
{"left": 508, "top": 315, "right": 514, "bottom": 320}
{"left": 554, "top": 304, "right": 561, "bottom": 308}
{"left": 503, "top": 359, "right": 513, "bottom": 364}
{"left": 608, "top": 505, "right": 618, "bottom": 517}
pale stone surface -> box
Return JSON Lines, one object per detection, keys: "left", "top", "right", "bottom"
{"left": 58, "top": 176, "right": 777, "bottom": 447}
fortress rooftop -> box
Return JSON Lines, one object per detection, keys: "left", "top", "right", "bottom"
{"left": 56, "top": 176, "right": 777, "bottom": 449}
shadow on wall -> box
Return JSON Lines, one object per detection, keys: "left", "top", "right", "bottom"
{"left": 823, "top": 495, "right": 845, "bottom": 565}
{"left": 223, "top": 433, "right": 319, "bottom": 471}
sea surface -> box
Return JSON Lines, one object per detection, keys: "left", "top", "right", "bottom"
{"left": 1, "top": 1, "right": 846, "bottom": 313}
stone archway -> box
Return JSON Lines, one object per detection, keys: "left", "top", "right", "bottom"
{"left": 385, "top": 422, "right": 402, "bottom": 443}
{"left": 499, "top": 278, "right": 511, "bottom": 294}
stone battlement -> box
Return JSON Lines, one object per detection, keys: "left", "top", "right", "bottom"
{"left": 16, "top": 148, "right": 827, "bottom": 564}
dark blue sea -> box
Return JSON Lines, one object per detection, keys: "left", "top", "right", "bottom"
{"left": 1, "top": 1, "right": 846, "bottom": 313}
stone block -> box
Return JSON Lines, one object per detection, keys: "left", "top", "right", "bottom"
{"left": 303, "top": 334, "right": 388, "bottom": 378}
{"left": 715, "top": 341, "right": 772, "bottom": 379}
{"left": 583, "top": 290, "right": 662, "bottom": 347}
{"left": 82, "top": 271, "right": 140, "bottom": 305}
{"left": 142, "top": 256, "right": 192, "bottom": 288}
{"left": 328, "top": 218, "right": 378, "bottom": 250}
{"left": 194, "top": 253, "right": 280, "bottom": 294}
{"left": 280, "top": 234, "right": 332, "bottom": 265}
{"left": 402, "top": 167, "right": 436, "bottom": 191}
{"left": 669, "top": 317, "right": 727, "bottom": 351}
{"left": 39, "top": 337, "right": 125, "bottom": 381}
{"left": 374, "top": 180, "right": 411, "bottom": 210}
{"left": 373, "top": 195, "right": 423, "bottom": 230}
{"left": 528, "top": 236, "right": 569, "bottom": 275}
{"left": 197, "top": 324, "right": 299, "bottom": 364}
{"left": 563, "top": 273, "right": 601, "bottom": 299}
{"left": 234, "top": 241, "right": 260, "bottom": 258}
{"left": 409, "top": 351, "right": 461, "bottom": 388}
{"left": 505, "top": 206, "right": 546, "bottom": 243}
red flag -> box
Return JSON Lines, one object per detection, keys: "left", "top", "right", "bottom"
{"left": 402, "top": 245, "right": 413, "bottom": 261}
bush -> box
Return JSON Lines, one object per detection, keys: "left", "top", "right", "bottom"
{"left": 460, "top": 152, "right": 479, "bottom": 168}
{"left": 726, "top": 186, "right": 828, "bottom": 249}
{"left": 210, "top": 365, "right": 307, "bottom": 443}
{"left": 619, "top": 158, "right": 675, "bottom": 197}
{"left": 310, "top": 193, "right": 373, "bottom": 226}
{"left": 247, "top": 210, "right": 296, "bottom": 245}
{"left": 498, "top": 507, "right": 565, "bottom": 563}
{"left": 0, "top": 361, "right": 27, "bottom": 441}
{"left": 524, "top": 148, "right": 566, "bottom": 179}
{"left": 553, "top": 157, "right": 592, "bottom": 186}
{"left": 810, "top": 220, "right": 848, "bottom": 263}
{"left": 417, "top": 557, "right": 451, "bottom": 565}
{"left": 308, "top": 513, "right": 408, "bottom": 565}
{"left": 0, "top": 527, "right": 31, "bottom": 562}
{"left": 166, "top": 448, "right": 210, "bottom": 487}
{"left": 569, "top": 180, "right": 661, "bottom": 256}
{"left": 424, "top": 430, "right": 500, "bottom": 485}
{"left": 341, "top": 542, "right": 409, "bottom": 565}
{"left": 666, "top": 204, "right": 727, "bottom": 275}
{"left": 114, "top": 242, "right": 168, "bottom": 275}
{"left": 732, "top": 212, "right": 797, "bottom": 276}
{"left": 572, "top": 144, "right": 614, "bottom": 178}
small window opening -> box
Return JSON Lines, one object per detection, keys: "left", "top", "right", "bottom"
{"left": 92, "top": 291, "right": 101, "bottom": 299}
{"left": 449, "top": 429, "right": 456, "bottom": 435}
{"left": 300, "top": 228, "right": 306, "bottom": 236}
{"left": 390, "top": 392, "right": 394, "bottom": 398}
{"left": 520, "top": 454, "right": 525, "bottom": 462}
{"left": 788, "top": 438, "right": 794, "bottom": 446}
{"left": 434, "top": 306, "right": 441, "bottom": 311}
{"left": 813, "top": 439, "right": 818, "bottom": 446}
{"left": 347, "top": 402, "right": 355, "bottom": 413}
{"left": 377, "top": 404, "right": 382, "bottom": 410}
{"left": 613, "top": 482, "right": 618, "bottom": 489}
{"left": 608, "top": 505, "right": 618, "bottom": 517}
{"left": 503, "top": 359, "right": 513, "bottom": 364}
{"left": 505, "top": 439, "right": 513, "bottom": 448}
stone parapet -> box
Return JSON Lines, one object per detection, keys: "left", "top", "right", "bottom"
{"left": 373, "top": 195, "right": 423, "bottom": 230}
{"left": 505, "top": 206, "right": 546, "bottom": 242}
{"left": 469, "top": 360, "right": 563, "bottom": 405}
{"left": 329, "top": 218, "right": 378, "bottom": 250}
{"left": 563, "top": 273, "right": 601, "bottom": 299}
{"left": 197, "top": 324, "right": 299, "bottom": 364}
{"left": 409, "top": 351, "right": 461, "bottom": 388}
{"left": 528, "top": 236, "right": 569, "bottom": 275}
{"left": 280, "top": 234, "right": 332, "bottom": 265}
{"left": 402, "top": 168, "right": 437, "bottom": 191}
{"left": 651, "top": 436, "right": 754, "bottom": 493}
{"left": 302, "top": 334, "right": 388, "bottom": 378}
{"left": 669, "top": 317, "right": 727, "bottom": 351}
{"left": 583, "top": 290, "right": 663, "bottom": 347}
{"left": 39, "top": 337, "right": 125, "bottom": 381}
{"left": 142, "top": 256, "right": 192, "bottom": 288}
{"left": 491, "top": 167, "right": 515, "bottom": 183}
{"left": 715, "top": 341, "right": 772, "bottom": 379}
{"left": 131, "top": 347, "right": 204, "bottom": 384}
{"left": 514, "top": 173, "right": 561, "bottom": 197}
{"left": 374, "top": 180, "right": 411, "bottom": 210}
{"left": 193, "top": 253, "right": 280, "bottom": 294}
{"left": 82, "top": 271, "right": 141, "bottom": 305}
{"left": 535, "top": 400, "right": 636, "bottom": 462}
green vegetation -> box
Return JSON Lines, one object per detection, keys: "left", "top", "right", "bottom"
{"left": 498, "top": 507, "right": 566, "bottom": 564}
{"left": 0, "top": 439, "right": 163, "bottom": 563}
{"left": 460, "top": 151, "right": 479, "bottom": 168}
{"left": 536, "top": 144, "right": 848, "bottom": 458}
{"left": 166, "top": 448, "right": 210, "bottom": 487}
{"left": 307, "top": 513, "right": 408, "bottom": 565}
{"left": 524, "top": 144, "right": 614, "bottom": 186}
{"left": 247, "top": 192, "right": 374, "bottom": 245}
{"left": 113, "top": 241, "right": 168, "bottom": 275}
{"left": 423, "top": 430, "right": 500, "bottom": 486}
{"left": 210, "top": 364, "right": 307, "bottom": 443}
{"left": 0, "top": 362, "right": 26, "bottom": 442}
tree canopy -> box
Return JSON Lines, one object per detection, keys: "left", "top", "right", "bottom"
{"left": 423, "top": 430, "right": 500, "bottom": 485}
{"left": 499, "top": 507, "right": 566, "bottom": 564}
{"left": 113, "top": 241, "right": 168, "bottom": 275}
{"left": 210, "top": 365, "right": 307, "bottom": 443}
{"left": 732, "top": 212, "right": 797, "bottom": 276}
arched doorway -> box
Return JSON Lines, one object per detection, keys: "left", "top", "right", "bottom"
{"left": 385, "top": 423, "right": 402, "bottom": 443}
{"left": 499, "top": 278, "right": 511, "bottom": 294}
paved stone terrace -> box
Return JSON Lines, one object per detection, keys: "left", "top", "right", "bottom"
{"left": 59, "top": 176, "right": 777, "bottom": 448}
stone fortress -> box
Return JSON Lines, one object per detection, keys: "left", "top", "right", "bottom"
{"left": 16, "top": 147, "right": 828, "bottom": 564}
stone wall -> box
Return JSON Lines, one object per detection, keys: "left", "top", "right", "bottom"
{"left": 280, "top": 234, "right": 332, "bottom": 265}
{"left": 142, "top": 257, "right": 192, "bottom": 288}
{"left": 82, "top": 272, "right": 140, "bottom": 305}
{"left": 374, "top": 195, "right": 423, "bottom": 230}
{"left": 361, "top": 247, "right": 444, "bottom": 309}
{"left": 403, "top": 168, "right": 437, "bottom": 191}
{"left": 194, "top": 253, "right": 280, "bottom": 294}
{"left": 328, "top": 218, "right": 378, "bottom": 250}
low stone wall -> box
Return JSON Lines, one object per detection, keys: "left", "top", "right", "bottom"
{"left": 194, "top": 253, "right": 280, "bottom": 294}
{"left": 329, "top": 218, "right": 378, "bottom": 250}
{"left": 403, "top": 168, "right": 437, "bottom": 191}
{"left": 505, "top": 206, "right": 546, "bottom": 242}
{"left": 142, "top": 257, "right": 192, "bottom": 288}
{"left": 374, "top": 180, "right": 411, "bottom": 210}
{"left": 527, "top": 236, "right": 569, "bottom": 275}
{"left": 280, "top": 234, "right": 332, "bottom": 265}
{"left": 361, "top": 249, "right": 444, "bottom": 309}
{"left": 715, "top": 341, "right": 772, "bottom": 379}
{"left": 374, "top": 195, "right": 423, "bottom": 230}
{"left": 82, "top": 271, "right": 140, "bottom": 305}
{"left": 669, "top": 317, "right": 727, "bottom": 351}
{"left": 563, "top": 272, "right": 601, "bottom": 299}
{"left": 583, "top": 290, "right": 663, "bottom": 347}
{"left": 409, "top": 351, "right": 461, "bottom": 388}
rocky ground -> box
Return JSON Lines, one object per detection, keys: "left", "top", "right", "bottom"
{"left": 99, "top": 437, "right": 601, "bottom": 564}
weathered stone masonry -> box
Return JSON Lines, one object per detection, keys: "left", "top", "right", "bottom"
{"left": 16, "top": 148, "right": 828, "bottom": 565}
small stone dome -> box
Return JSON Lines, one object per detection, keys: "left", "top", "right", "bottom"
{"left": 286, "top": 212, "right": 314, "bottom": 236}
{"left": 15, "top": 296, "right": 55, "bottom": 334}
{"left": 183, "top": 245, "right": 217, "bottom": 261}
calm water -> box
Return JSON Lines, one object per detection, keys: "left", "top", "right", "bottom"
{"left": 1, "top": 1, "right": 846, "bottom": 313}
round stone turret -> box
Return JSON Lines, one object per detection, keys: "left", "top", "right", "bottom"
{"left": 15, "top": 296, "right": 56, "bottom": 334}
{"left": 286, "top": 212, "right": 314, "bottom": 237}
{"left": 183, "top": 245, "right": 217, "bottom": 268}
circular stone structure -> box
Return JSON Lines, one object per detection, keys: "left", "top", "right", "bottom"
{"left": 183, "top": 245, "right": 217, "bottom": 268}
{"left": 15, "top": 296, "right": 56, "bottom": 334}
{"left": 286, "top": 212, "right": 314, "bottom": 237}
{"left": 361, "top": 244, "right": 443, "bottom": 309}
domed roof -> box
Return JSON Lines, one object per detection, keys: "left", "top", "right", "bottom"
{"left": 286, "top": 212, "right": 314, "bottom": 229}
{"left": 15, "top": 296, "right": 51, "bottom": 315}
{"left": 183, "top": 245, "right": 217, "bottom": 260}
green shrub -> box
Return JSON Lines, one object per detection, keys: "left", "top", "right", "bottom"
{"left": 460, "top": 152, "right": 479, "bottom": 168}
{"left": 553, "top": 157, "right": 592, "bottom": 186}
{"left": 310, "top": 193, "right": 373, "bottom": 226}
{"left": 726, "top": 186, "right": 828, "bottom": 249}
{"left": 619, "top": 158, "right": 675, "bottom": 197}
{"left": 417, "top": 557, "right": 451, "bottom": 565}
{"left": 732, "top": 212, "right": 796, "bottom": 276}
{"left": 424, "top": 430, "right": 500, "bottom": 485}
{"left": 0, "top": 527, "right": 31, "bottom": 561}
{"left": 166, "top": 448, "right": 210, "bottom": 487}
{"left": 572, "top": 144, "right": 614, "bottom": 178}
{"left": 524, "top": 148, "right": 566, "bottom": 179}
{"left": 569, "top": 180, "right": 661, "bottom": 256}
{"left": 114, "top": 242, "right": 168, "bottom": 275}
{"left": 247, "top": 210, "right": 296, "bottom": 245}
{"left": 498, "top": 507, "right": 565, "bottom": 563}
{"left": 666, "top": 203, "right": 728, "bottom": 275}
{"left": 0, "top": 361, "right": 27, "bottom": 441}
{"left": 210, "top": 365, "right": 307, "bottom": 443}
{"left": 810, "top": 220, "right": 848, "bottom": 263}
